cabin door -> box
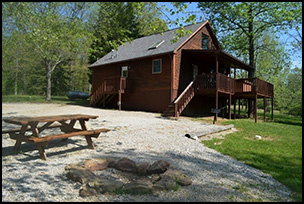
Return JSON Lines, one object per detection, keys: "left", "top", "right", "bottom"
{"left": 192, "top": 64, "right": 198, "bottom": 80}
{"left": 121, "top": 66, "right": 128, "bottom": 77}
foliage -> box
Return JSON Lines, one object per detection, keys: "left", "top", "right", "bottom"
{"left": 200, "top": 114, "right": 302, "bottom": 201}
{"left": 3, "top": 2, "right": 94, "bottom": 100}
{"left": 197, "top": 2, "right": 302, "bottom": 73}
{"left": 88, "top": 2, "right": 168, "bottom": 64}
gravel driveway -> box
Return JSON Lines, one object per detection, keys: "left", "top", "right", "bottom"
{"left": 2, "top": 103, "right": 293, "bottom": 202}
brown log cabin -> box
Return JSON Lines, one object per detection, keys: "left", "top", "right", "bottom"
{"left": 89, "top": 21, "right": 274, "bottom": 123}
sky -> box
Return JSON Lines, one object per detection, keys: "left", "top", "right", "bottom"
{"left": 158, "top": 2, "right": 302, "bottom": 69}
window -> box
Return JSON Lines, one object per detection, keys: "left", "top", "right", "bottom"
{"left": 152, "top": 59, "right": 162, "bottom": 74}
{"left": 201, "top": 34, "right": 209, "bottom": 49}
{"left": 121, "top": 66, "right": 128, "bottom": 77}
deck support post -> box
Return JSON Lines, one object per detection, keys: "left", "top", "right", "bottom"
{"left": 238, "top": 98, "right": 241, "bottom": 117}
{"left": 233, "top": 96, "right": 236, "bottom": 119}
{"left": 229, "top": 94, "right": 231, "bottom": 119}
{"left": 215, "top": 54, "right": 219, "bottom": 122}
{"left": 271, "top": 97, "right": 274, "bottom": 121}
{"left": 118, "top": 90, "right": 122, "bottom": 111}
{"left": 254, "top": 94, "right": 258, "bottom": 123}
{"left": 263, "top": 97, "right": 267, "bottom": 122}
{"left": 215, "top": 91, "right": 218, "bottom": 122}
{"left": 248, "top": 99, "right": 251, "bottom": 118}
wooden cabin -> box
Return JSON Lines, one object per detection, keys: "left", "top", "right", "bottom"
{"left": 89, "top": 21, "right": 274, "bottom": 122}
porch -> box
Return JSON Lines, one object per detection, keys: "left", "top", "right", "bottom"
{"left": 165, "top": 49, "right": 274, "bottom": 122}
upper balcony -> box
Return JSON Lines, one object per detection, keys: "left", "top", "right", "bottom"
{"left": 193, "top": 73, "right": 274, "bottom": 98}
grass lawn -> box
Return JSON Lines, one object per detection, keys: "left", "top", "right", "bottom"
{"left": 2, "top": 95, "right": 90, "bottom": 106}
{"left": 195, "top": 111, "right": 302, "bottom": 202}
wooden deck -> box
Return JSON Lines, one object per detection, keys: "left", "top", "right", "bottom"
{"left": 194, "top": 73, "right": 273, "bottom": 98}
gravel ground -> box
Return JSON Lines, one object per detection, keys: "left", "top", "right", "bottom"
{"left": 2, "top": 103, "right": 293, "bottom": 202}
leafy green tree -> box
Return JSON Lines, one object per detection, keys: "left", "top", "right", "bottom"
{"left": 197, "top": 2, "right": 302, "bottom": 78}
{"left": 88, "top": 2, "right": 168, "bottom": 64}
{"left": 3, "top": 2, "right": 94, "bottom": 101}
{"left": 284, "top": 68, "right": 302, "bottom": 116}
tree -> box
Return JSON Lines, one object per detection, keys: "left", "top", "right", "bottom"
{"left": 3, "top": 2, "right": 94, "bottom": 101}
{"left": 197, "top": 2, "right": 302, "bottom": 78}
{"left": 88, "top": 2, "right": 168, "bottom": 64}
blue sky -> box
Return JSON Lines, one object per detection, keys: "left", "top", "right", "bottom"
{"left": 158, "top": 2, "right": 302, "bottom": 69}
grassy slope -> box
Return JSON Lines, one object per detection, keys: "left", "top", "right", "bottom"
{"left": 199, "top": 112, "right": 302, "bottom": 201}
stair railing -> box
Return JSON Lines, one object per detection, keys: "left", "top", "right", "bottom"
{"left": 173, "top": 81, "right": 195, "bottom": 117}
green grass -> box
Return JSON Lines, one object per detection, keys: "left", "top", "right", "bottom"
{"left": 196, "top": 111, "right": 302, "bottom": 202}
{"left": 2, "top": 95, "right": 90, "bottom": 106}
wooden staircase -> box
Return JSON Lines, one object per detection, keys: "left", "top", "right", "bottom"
{"left": 162, "top": 81, "right": 195, "bottom": 118}
{"left": 90, "top": 77, "right": 126, "bottom": 108}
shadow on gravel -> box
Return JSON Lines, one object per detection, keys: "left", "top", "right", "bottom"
{"left": 2, "top": 146, "right": 293, "bottom": 202}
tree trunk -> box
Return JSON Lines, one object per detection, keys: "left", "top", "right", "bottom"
{"left": 248, "top": 4, "right": 255, "bottom": 117}
{"left": 248, "top": 4, "right": 255, "bottom": 78}
{"left": 14, "top": 53, "right": 19, "bottom": 95}
{"left": 46, "top": 64, "right": 52, "bottom": 101}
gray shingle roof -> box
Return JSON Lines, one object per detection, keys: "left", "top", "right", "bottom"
{"left": 89, "top": 21, "right": 205, "bottom": 68}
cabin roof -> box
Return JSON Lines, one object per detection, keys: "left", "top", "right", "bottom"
{"left": 89, "top": 21, "right": 207, "bottom": 68}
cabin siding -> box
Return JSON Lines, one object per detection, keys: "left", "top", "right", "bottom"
{"left": 172, "top": 26, "right": 218, "bottom": 100}
{"left": 91, "top": 53, "right": 172, "bottom": 112}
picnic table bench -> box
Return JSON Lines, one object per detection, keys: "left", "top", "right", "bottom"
{"left": 2, "top": 114, "right": 110, "bottom": 160}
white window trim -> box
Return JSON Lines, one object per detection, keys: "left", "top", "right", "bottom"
{"left": 152, "top": 59, "right": 162, "bottom": 74}
{"left": 121, "top": 66, "right": 128, "bottom": 77}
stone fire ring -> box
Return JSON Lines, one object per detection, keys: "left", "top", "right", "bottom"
{"left": 65, "top": 157, "right": 192, "bottom": 197}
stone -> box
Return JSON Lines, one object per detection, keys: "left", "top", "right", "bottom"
{"left": 66, "top": 168, "right": 97, "bottom": 184}
{"left": 79, "top": 184, "right": 97, "bottom": 197}
{"left": 161, "top": 168, "right": 183, "bottom": 181}
{"left": 147, "top": 160, "right": 170, "bottom": 174}
{"left": 177, "top": 174, "right": 192, "bottom": 186}
{"left": 65, "top": 157, "right": 192, "bottom": 197}
{"left": 114, "top": 157, "right": 137, "bottom": 173}
{"left": 88, "top": 177, "right": 124, "bottom": 193}
{"left": 153, "top": 175, "right": 178, "bottom": 191}
{"left": 106, "top": 157, "right": 118, "bottom": 168}
{"left": 84, "top": 158, "right": 109, "bottom": 171}
{"left": 137, "top": 162, "right": 150, "bottom": 175}
{"left": 65, "top": 162, "right": 85, "bottom": 171}
{"left": 122, "top": 179, "right": 153, "bottom": 195}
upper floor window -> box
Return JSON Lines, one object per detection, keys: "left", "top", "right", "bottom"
{"left": 201, "top": 34, "right": 209, "bottom": 49}
{"left": 121, "top": 66, "right": 128, "bottom": 77}
{"left": 152, "top": 59, "right": 162, "bottom": 74}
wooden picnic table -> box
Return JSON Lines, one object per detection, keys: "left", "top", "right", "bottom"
{"left": 2, "top": 114, "right": 110, "bottom": 160}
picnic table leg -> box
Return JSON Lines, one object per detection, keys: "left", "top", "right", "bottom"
{"left": 79, "top": 119, "right": 95, "bottom": 149}
{"left": 59, "top": 119, "right": 77, "bottom": 142}
{"left": 36, "top": 142, "right": 49, "bottom": 160}
{"left": 13, "top": 124, "right": 28, "bottom": 151}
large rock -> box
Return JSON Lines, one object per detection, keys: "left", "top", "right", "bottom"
{"left": 147, "top": 160, "right": 170, "bottom": 174}
{"left": 177, "top": 174, "right": 192, "bottom": 186}
{"left": 122, "top": 179, "right": 153, "bottom": 195}
{"left": 137, "top": 162, "right": 150, "bottom": 175}
{"left": 114, "top": 157, "right": 137, "bottom": 173}
{"left": 88, "top": 177, "right": 124, "bottom": 193}
{"left": 66, "top": 168, "right": 97, "bottom": 184}
{"left": 153, "top": 175, "right": 178, "bottom": 191}
{"left": 106, "top": 157, "right": 118, "bottom": 168}
{"left": 79, "top": 184, "right": 97, "bottom": 197}
{"left": 83, "top": 158, "right": 109, "bottom": 171}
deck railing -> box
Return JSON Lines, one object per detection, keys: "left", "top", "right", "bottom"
{"left": 90, "top": 76, "right": 126, "bottom": 106}
{"left": 235, "top": 78, "right": 273, "bottom": 97}
{"left": 194, "top": 73, "right": 235, "bottom": 94}
{"left": 216, "top": 73, "right": 235, "bottom": 94}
